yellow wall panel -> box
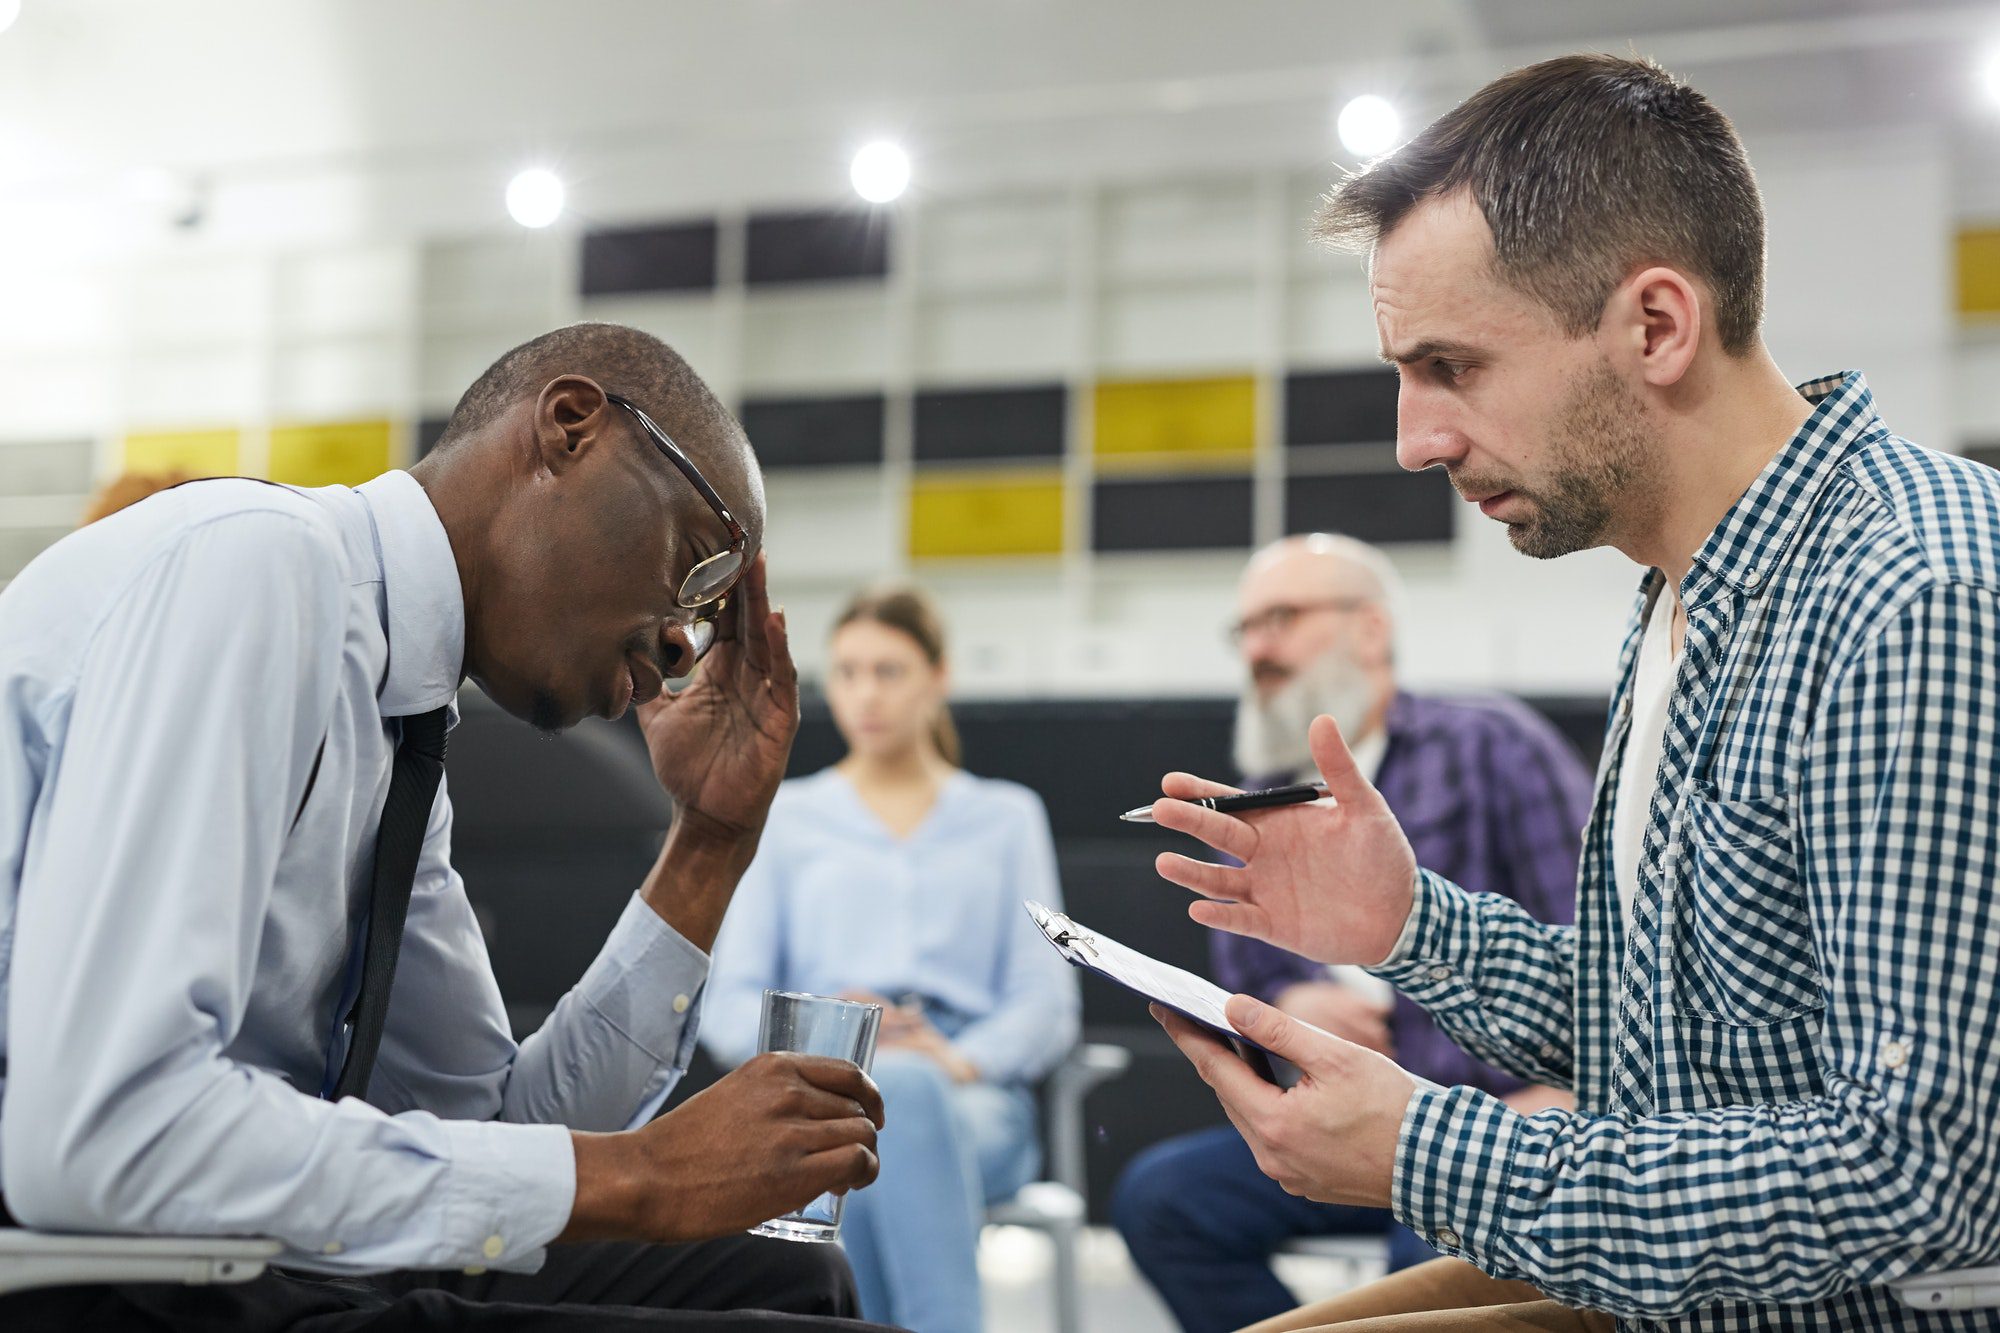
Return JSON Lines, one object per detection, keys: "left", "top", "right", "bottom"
{"left": 1959, "top": 227, "right": 2000, "bottom": 319}
{"left": 121, "top": 428, "right": 240, "bottom": 477}
{"left": 268, "top": 419, "right": 394, "bottom": 488}
{"left": 1093, "top": 374, "right": 1257, "bottom": 464}
{"left": 909, "top": 469, "right": 1065, "bottom": 558}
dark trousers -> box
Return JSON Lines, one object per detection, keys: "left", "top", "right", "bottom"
{"left": 0, "top": 1231, "right": 902, "bottom": 1332}
{"left": 1112, "top": 1125, "right": 1437, "bottom": 1333}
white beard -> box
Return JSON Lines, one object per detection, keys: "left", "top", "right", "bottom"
{"left": 1232, "top": 649, "right": 1379, "bottom": 780}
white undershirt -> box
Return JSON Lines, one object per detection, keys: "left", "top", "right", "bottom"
{"left": 1611, "top": 588, "right": 1682, "bottom": 935}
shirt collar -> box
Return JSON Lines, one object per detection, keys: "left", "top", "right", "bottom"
{"left": 1685, "top": 371, "right": 1884, "bottom": 599}
{"left": 355, "top": 469, "right": 466, "bottom": 718}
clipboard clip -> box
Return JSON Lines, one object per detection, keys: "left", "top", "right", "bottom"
{"left": 1025, "top": 900, "right": 1100, "bottom": 963}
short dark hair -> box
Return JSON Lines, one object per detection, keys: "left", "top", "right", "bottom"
{"left": 434, "top": 322, "right": 741, "bottom": 455}
{"left": 1315, "top": 53, "right": 1765, "bottom": 354}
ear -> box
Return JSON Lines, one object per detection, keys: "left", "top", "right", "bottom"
{"left": 532, "top": 375, "right": 615, "bottom": 476}
{"left": 1603, "top": 266, "right": 1701, "bottom": 389}
{"left": 1352, "top": 602, "right": 1393, "bottom": 671}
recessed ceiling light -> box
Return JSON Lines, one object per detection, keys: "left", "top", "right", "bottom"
{"left": 505, "top": 168, "right": 564, "bottom": 229}
{"left": 850, "top": 142, "right": 911, "bottom": 204}
{"left": 1337, "top": 94, "right": 1402, "bottom": 159}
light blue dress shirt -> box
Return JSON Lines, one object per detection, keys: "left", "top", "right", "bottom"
{"left": 0, "top": 472, "right": 708, "bottom": 1276}
{"left": 703, "top": 768, "right": 1079, "bottom": 1083}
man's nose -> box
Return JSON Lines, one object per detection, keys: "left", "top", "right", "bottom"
{"left": 1395, "top": 380, "right": 1467, "bottom": 474}
{"left": 658, "top": 623, "right": 698, "bottom": 680}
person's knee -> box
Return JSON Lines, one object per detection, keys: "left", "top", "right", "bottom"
{"left": 743, "top": 1234, "right": 863, "bottom": 1319}
{"left": 1112, "top": 1139, "right": 1204, "bottom": 1253}
{"left": 870, "top": 1049, "right": 954, "bottom": 1122}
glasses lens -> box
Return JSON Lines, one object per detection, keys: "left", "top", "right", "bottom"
{"left": 679, "top": 550, "right": 744, "bottom": 608}
{"left": 687, "top": 616, "right": 718, "bottom": 662}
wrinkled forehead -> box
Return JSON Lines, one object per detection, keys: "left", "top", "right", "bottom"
{"left": 1368, "top": 194, "right": 1512, "bottom": 351}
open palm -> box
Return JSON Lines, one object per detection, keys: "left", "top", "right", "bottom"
{"left": 636, "top": 555, "right": 799, "bottom": 840}
{"left": 1152, "top": 715, "right": 1418, "bottom": 967}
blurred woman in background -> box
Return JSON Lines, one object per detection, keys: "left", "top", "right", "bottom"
{"left": 704, "top": 585, "right": 1079, "bottom": 1333}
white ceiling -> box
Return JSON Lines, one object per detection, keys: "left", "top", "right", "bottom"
{"left": 1, "top": 0, "right": 1995, "bottom": 255}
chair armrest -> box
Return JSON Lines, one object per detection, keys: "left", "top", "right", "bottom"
{"left": 1044, "top": 1041, "right": 1133, "bottom": 1196}
{"left": 0, "top": 1230, "right": 281, "bottom": 1297}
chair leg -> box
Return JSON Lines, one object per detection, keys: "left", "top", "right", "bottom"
{"left": 1048, "top": 1217, "right": 1082, "bottom": 1333}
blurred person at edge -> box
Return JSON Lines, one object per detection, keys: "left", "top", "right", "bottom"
{"left": 80, "top": 468, "right": 191, "bottom": 525}
{"left": 704, "top": 585, "right": 1080, "bottom": 1333}
{"left": 1113, "top": 533, "right": 1589, "bottom": 1333}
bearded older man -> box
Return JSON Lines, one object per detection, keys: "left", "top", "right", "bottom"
{"left": 1112, "top": 533, "right": 1590, "bottom": 1333}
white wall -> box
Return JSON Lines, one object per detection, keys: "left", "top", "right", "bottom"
{"left": 0, "top": 126, "right": 1964, "bottom": 705}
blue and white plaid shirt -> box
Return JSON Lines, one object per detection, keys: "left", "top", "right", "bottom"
{"left": 1374, "top": 372, "right": 2000, "bottom": 1331}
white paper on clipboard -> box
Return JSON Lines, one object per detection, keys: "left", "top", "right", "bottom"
{"left": 1025, "top": 900, "right": 1284, "bottom": 1071}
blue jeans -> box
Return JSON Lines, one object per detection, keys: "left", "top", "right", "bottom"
{"left": 839, "top": 1049, "right": 1040, "bottom": 1333}
{"left": 1113, "top": 1125, "right": 1437, "bottom": 1333}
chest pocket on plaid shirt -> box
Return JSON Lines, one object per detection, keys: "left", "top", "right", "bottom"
{"left": 1668, "top": 790, "right": 1827, "bottom": 1103}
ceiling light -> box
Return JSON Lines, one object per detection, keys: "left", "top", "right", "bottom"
{"left": 1337, "top": 94, "right": 1402, "bottom": 159}
{"left": 849, "top": 142, "right": 911, "bottom": 204}
{"left": 1982, "top": 46, "right": 2000, "bottom": 110}
{"left": 0, "top": 1, "right": 20, "bottom": 37}
{"left": 505, "top": 168, "right": 564, "bottom": 229}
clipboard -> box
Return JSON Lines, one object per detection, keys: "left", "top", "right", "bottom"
{"left": 1026, "top": 901, "right": 1285, "bottom": 1084}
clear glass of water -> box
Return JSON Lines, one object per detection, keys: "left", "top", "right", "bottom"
{"left": 749, "top": 990, "right": 883, "bottom": 1243}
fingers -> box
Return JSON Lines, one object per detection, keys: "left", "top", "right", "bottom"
{"left": 787, "top": 1083, "right": 880, "bottom": 1122}
{"left": 1161, "top": 771, "right": 1243, "bottom": 802}
{"left": 1152, "top": 1004, "right": 1282, "bottom": 1116}
{"left": 1152, "top": 798, "right": 1258, "bottom": 862}
{"left": 1309, "top": 714, "right": 1378, "bottom": 804}
{"left": 1187, "top": 897, "right": 1274, "bottom": 943}
{"left": 1154, "top": 851, "right": 1247, "bottom": 900}
{"left": 801, "top": 1141, "right": 880, "bottom": 1195}
{"left": 790, "top": 1112, "right": 879, "bottom": 1158}
{"left": 1224, "top": 994, "right": 1350, "bottom": 1080}
{"left": 784, "top": 1055, "right": 886, "bottom": 1128}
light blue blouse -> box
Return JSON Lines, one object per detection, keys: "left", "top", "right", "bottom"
{"left": 704, "top": 768, "right": 1080, "bottom": 1084}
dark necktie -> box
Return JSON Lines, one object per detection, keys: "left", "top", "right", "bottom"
{"left": 330, "top": 705, "right": 450, "bottom": 1102}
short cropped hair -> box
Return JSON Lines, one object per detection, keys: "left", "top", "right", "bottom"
{"left": 433, "top": 322, "right": 741, "bottom": 454}
{"left": 1314, "top": 53, "right": 1766, "bottom": 354}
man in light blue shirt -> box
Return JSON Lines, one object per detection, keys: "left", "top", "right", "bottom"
{"left": 0, "top": 323, "right": 894, "bottom": 1332}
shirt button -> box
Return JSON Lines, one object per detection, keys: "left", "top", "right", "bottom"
{"left": 321, "top": 1241, "right": 345, "bottom": 1256}
{"left": 1538, "top": 1043, "right": 1559, "bottom": 1061}
{"left": 1882, "top": 1040, "right": 1909, "bottom": 1071}
{"left": 672, "top": 994, "right": 691, "bottom": 1015}
{"left": 1434, "top": 1226, "right": 1461, "bottom": 1248}
{"left": 482, "top": 1234, "right": 505, "bottom": 1260}
{"left": 1427, "top": 965, "right": 1452, "bottom": 983}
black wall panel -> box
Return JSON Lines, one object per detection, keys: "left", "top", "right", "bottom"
{"left": 1285, "top": 367, "right": 1400, "bottom": 447}
{"left": 1285, "top": 468, "right": 1455, "bottom": 545}
{"left": 580, "top": 220, "right": 720, "bottom": 295}
{"left": 740, "top": 394, "right": 886, "bottom": 468}
{"left": 1092, "top": 475, "right": 1254, "bottom": 552}
{"left": 745, "top": 210, "right": 891, "bottom": 285}
{"left": 913, "top": 384, "right": 1067, "bottom": 463}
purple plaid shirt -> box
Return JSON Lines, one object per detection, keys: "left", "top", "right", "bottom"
{"left": 1211, "top": 691, "right": 1590, "bottom": 1096}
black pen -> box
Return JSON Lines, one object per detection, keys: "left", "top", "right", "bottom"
{"left": 1119, "top": 782, "right": 1332, "bottom": 824}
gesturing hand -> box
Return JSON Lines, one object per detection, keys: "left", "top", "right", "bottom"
{"left": 1152, "top": 715, "right": 1419, "bottom": 967}
{"left": 636, "top": 554, "right": 799, "bottom": 844}
{"left": 563, "top": 1052, "right": 885, "bottom": 1246}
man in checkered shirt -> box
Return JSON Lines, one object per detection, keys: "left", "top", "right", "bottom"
{"left": 1144, "top": 52, "right": 2000, "bottom": 1332}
